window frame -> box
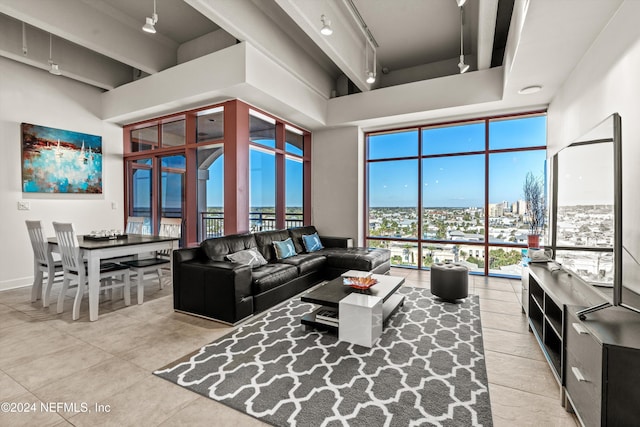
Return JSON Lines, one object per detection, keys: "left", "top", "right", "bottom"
{"left": 123, "top": 100, "right": 311, "bottom": 247}
{"left": 365, "top": 111, "right": 547, "bottom": 277}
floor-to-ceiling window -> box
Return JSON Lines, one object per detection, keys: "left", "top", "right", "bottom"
{"left": 123, "top": 100, "right": 311, "bottom": 247}
{"left": 285, "top": 125, "right": 304, "bottom": 228}
{"left": 196, "top": 106, "right": 224, "bottom": 241}
{"left": 366, "top": 112, "right": 547, "bottom": 278}
{"left": 247, "top": 109, "right": 307, "bottom": 232}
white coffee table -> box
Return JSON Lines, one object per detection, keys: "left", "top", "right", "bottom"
{"left": 301, "top": 272, "right": 405, "bottom": 347}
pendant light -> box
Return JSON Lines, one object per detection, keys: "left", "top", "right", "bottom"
{"left": 48, "top": 33, "right": 62, "bottom": 76}
{"left": 458, "top": 6, "right": 470, "bottom": 74}
{"left": 143, "top": 0, "right": 158, "bottom": 34}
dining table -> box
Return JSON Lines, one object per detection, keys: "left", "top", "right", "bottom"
{"left": 47, "top": 233, "right": 179, "bottom": 321}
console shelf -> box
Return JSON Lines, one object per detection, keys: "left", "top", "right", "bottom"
{"left": 528, "top": 276, "right": 563, "bottom": 381}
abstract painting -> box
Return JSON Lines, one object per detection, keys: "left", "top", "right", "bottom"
{"left": 21, "top": 123, "right": 103, "bottom": 193}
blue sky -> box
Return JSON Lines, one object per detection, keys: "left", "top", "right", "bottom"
{"left": 205, "top": 147, "right": 304, "bottom": 208}
{"left": 167, "top": 116, "right": 549, "bottom": 209}
{"left": 368, "top": 116, "right": 547, "bottom": 207}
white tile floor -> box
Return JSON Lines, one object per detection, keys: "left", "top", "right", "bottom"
{"left": 0, "top": 269, "right": 578, "bottom": 426}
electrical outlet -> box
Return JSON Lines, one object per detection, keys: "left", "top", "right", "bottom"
{"left": 17, "top": 201, "right": 30, "bottom": 210}
{"left": 111, "top": 202, "right": 117, "bottom": 210}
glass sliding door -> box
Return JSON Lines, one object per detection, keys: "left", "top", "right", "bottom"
{"left": 249, "top": 147, "right": 276, "bottom": 231}
{"left": 197, "top": 144, "right": 224, "bottom": 240}
{"left": 159, "top": 154, "right": 185, "bottom": 237}
{"left": 285, "top": 156, "right": 303, "bottom": 228}
{"left": 129, "top": 158, "right": 152, "bottom": 234}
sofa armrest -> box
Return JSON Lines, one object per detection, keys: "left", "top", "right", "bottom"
{"left": 320, "top": 236, "right": 354, "bottom": 249}
{"left": 173, "top": 247, "right": 201, "bottom": 264}
{"left": 173, "top": 259, "right": 254, "bottom": 324}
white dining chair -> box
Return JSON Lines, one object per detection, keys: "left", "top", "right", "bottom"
{"left": 121, "top": 217, "right": 181, "bottom": 304}
{"left": 25, "top": 220, "right": 64, "bottom": 307}
{"left": 125, "top": 216, "right": 147, "bottom": 234}
{"left": 104, "top": 216, "right": 149, "bottom": 264}
{"left": 53, "top": 222, "right": 131, "bottom": 320}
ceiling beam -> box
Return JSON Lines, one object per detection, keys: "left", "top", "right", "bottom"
{"left": 477, "top": 0, "right": 499, "bottom": 70}
{"left": 0, "top": 13, "right": 132, "bottom": 90}
{"left": 185, "top": 0, "right": 335, "bottom": 98}
{"left": 0, "top": 0, "right": 177, "bottom": 74}
{"left": 274, "top": 0, "right": 374, "bottom": 92}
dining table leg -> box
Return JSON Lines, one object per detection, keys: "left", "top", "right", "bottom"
{"left": 87, "top": 252, "right": 101, "bottom": 321}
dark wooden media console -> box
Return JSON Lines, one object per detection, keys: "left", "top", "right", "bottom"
{"left": 525, "top": 263, "right": 640, "bottom": 426}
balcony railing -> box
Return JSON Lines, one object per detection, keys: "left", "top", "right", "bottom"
{"left": 201, "top": 213, "right": 225, "bottom": 239}
{"left": 200, "top": 212, "right": 304, "bottom": 239}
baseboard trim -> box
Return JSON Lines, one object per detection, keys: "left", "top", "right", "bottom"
{"left": 0, "top": 277, "right": 32, "bottom": 292}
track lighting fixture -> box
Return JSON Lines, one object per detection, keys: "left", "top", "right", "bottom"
{"left": 457, "top": 5, "right": 469, "bottom": 74}
{"left": 143, "top": 0, "right": 158, "bottom": 34}
{"left": 366, "top": 71, "right": 376, "bottom": 84}
{"left": 365, "top": 42, "right": 376, "bottom": 84}
{"left": 49, "top": 64, "right": 62, "bottom": 75}
{"left": 22, "top": 22, "right": 28, "bottom": 55}
{"left": 48, "top": 33, "right": 61, "bottom": 76}
{"left": 320, "top": 14, "right": 333, "bottom": 36}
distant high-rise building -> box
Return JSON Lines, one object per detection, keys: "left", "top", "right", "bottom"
{"left": 489, "top": 203, "right": 504, "bottom": 217}
{"left": 515, "top": 199, "right": 527, "bottom": 215}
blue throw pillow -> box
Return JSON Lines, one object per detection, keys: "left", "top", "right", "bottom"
{"left": 302, "top": 232, "right": 324, "bottom": 253}
{"left": 273, "top": 238, "right": 297, "bottom": 259}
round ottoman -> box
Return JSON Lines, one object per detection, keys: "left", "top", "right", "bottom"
{"left": 431, "top": 263, "right": 469, "bottom": 302}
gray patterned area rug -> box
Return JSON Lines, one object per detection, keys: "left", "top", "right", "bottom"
{"left": 155, "top": 287, "right": 492, "bottom": 427}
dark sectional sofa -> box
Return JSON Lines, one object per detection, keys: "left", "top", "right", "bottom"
{"left": 172, "top": 225, "right": 390, "bottom": 324}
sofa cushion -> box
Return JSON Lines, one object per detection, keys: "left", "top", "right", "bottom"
{"left": 319, "top": 247, "right": 390, "bottom": 272}
{"left": 280, "top": 253, "right": 327, "bottom": 275}
{"left": 226, "top": 248, "right": 268, "bottom": 268}
{"left": 254, "top": 229, "right": 291, "bottom": 262}
{"left": 201, "top": 234, "right": 258, "bottom": 261}
{"left": 302, "top": 232, "right": 324, "bottom": 253}
{"left": 288, "top": 226, "right": 318, "bottom": 253}
{"left": 273, "top": 237, "right": 297, "bottom": 260}
{"left": 251, "top": 263, "right": 298, "bottom": 294}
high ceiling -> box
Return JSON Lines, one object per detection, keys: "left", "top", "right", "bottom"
{"left": 0, "top": 0, "right": 512, "bottom": 91}
{"left": 0, "top": 0, "right": 626, "bottom": 130}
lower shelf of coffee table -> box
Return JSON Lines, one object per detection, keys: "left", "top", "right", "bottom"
{"left": 301, "top": 293, "right": 405, "bottom": 333}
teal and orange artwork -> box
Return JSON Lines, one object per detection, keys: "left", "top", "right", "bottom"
{"left": 21, "top": 123, "right": 102, "bottom": 193}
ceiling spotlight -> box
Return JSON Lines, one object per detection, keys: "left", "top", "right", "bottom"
{"left": 49, "top": 63, "right": 62, "bottom": 75}
{"left": 366, "top": 71, "right": 376, "bottom": 84}
{"left": 458, "top": 56, "right": 470, "bottom": 74}
{"left": 143, "top": 0, "right": 158, "bottom": 34}
{"left": 320, "top": 14, "right": 333, "bottom": 36}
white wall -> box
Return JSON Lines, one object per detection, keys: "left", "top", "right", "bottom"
{"left": 0, "top": 57, "right": 124, "bottom": 291}
{"left": 311, "top": 126, "right": 365, "bottom": 246}
{"left": 547, "top": 1, "right": 640, "bottom": 263}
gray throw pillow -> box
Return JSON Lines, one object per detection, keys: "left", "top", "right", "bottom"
{"left": 226, "top": 248, "right": 268, "bottom": 268}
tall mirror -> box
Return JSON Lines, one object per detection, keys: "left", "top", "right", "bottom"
{"left": 550, "top": 114, "right": 640, "bottom": 317}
